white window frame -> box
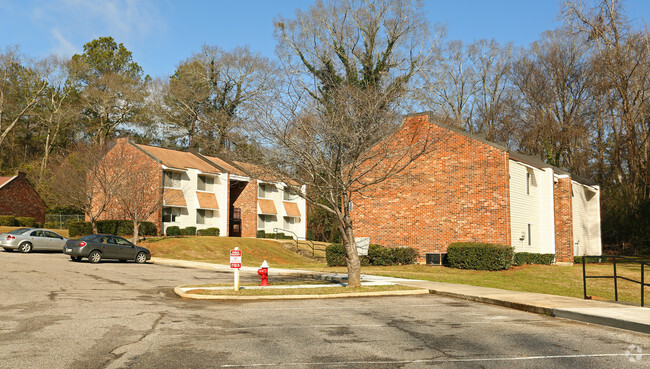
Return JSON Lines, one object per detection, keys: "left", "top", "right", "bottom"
{"left": 163, "top": 207, "right": 181, "bottom": 223}
{"left": 197, "top": 175, "right": 214, "bottom": 192}
{"left": 197, "top": 209, "right": 213, "bottom": 225}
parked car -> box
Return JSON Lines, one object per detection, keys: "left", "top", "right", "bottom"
{"left": 64, "top": 234, "right": 151, "bottom": 263}
{"left": 1, "top": 228, "right": 68, "bottom": 253}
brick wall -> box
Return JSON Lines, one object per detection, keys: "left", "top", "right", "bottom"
{"left": 352, "top": 114, "right": 511, "bottom": 258}
{"left": 0, "top": 173, "right": 46, "bottom": 225}
{"left": 93, "top": 138, "right": 163, "bottom": 234}
{"left": 232, "top": 180, "right": 257, "bottom": 238}
{"left": 554, "top": 177, "right": 574, "bottom": 263}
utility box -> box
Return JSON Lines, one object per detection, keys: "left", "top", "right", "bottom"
{"left": 426, "top": 253, "right": 447, "bottom": 266}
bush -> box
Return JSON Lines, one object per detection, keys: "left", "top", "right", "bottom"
{"left": 181, "top": 226, "right": 197, "bottom": 236}
{"left": 306, "top": 229, "right": 315, "bottom": 241}
{"left": 197, "top": 227, "right": 220, "bottom": 236}
{"left": 326, "top": 243, "right": 418, "bottom": 267}
{"left": 0, "top": 215, "right": 18, "bottom": 226}
{"left": 68, "top": 220, "right": 158, "bottom": 238}
{"left": 68, "top": 221, "right": 93, "bottom": 238}
{"left": 447, "top": 242, "right": 514, "bottom": 271}
{"left": 574, "top": 255, "right": 607, "bottom": 264}
{"left": 257, "top": 230, "right": 265, "bottom": 238}
{"left": 15, "top": 217, "right": 35, "bottom": 227}
{"left": 166, "top": 226, "right": 181, "bottom": 236}
{"left": 512, "top": 252, "right": 555, "bottom": 266}
{"left": 326, "top": 243, "right": 347, "bottom": 267}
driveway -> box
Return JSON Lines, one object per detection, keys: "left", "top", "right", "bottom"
{"left": 0, "top": 252, "right": 648, "bottom": 368}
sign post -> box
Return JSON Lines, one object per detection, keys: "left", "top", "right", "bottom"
{"left": 230, "top": 247, "right": 242, "bottom": 291}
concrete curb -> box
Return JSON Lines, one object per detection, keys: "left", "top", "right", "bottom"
{"left": 174, "top": 286, "right": 431, "bottom": 300}
{"left": 428, "top": 289, "right": 554, "bottom": 316}
{"left": 553, "top": 308, "right": 650, "bottom": 335}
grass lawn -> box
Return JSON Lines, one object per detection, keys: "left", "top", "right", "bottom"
{"left": 311, "top": 263, "right": 648, "bottom": 306}
{"left": 141, "top": 236, "right": 325, "bottom": 268}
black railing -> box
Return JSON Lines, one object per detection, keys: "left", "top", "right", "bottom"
{"left": 582, "top": 255, "right": 648, "bottom": 307}
{"left": 272, "top": 228, "right": 322, "bottom": 257}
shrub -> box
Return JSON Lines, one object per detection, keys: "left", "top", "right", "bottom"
{"left": 181, "top": 226, "right": 197, "bottom": 236}
{"left": 166, "top": 226, "right": 181, "bottom": 236}
{"left": 326, "top": 243, "right": 347, "bottom": 267}
{"left": 306, "top": 229, "right": 315, "bottom": 241}
{"left": 0, "top": 215, "right": 18, "bottom": 226}
{"left": 197, "top": 227, "right": 220, "bottom": 236}
{"left": 574, "top": 255, "right": 607, "bottom": 264}
{"left": 68, "top": 221, "right": 93, "bottom": 238}
{"left": 512, "top": 252, "right": 555, "bottom": 266}
{"left": 326, "top": 243, "right": 418, "bottom": 267}
{"left": 16, "top": 217, "right": 35, "bottom": 227}
{"left": 447, "top": 242, "right": 514, "bottom": 271}
{"left": 257, "top": 230, "right": 265, "bottom": 238}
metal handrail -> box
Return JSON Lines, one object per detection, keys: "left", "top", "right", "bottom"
{"left": 582, "top": 255, "right": 648, "bottom": 307}
{"left": 272, "top": 228, "right": 319, "bottom": 257}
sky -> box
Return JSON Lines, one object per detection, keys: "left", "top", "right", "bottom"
{"left": 1, "top": 0, "right": 649, "bottom": 79}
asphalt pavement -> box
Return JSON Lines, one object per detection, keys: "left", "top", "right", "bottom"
{"left": 152, "top": 257, "right": 650, "bottom": 335}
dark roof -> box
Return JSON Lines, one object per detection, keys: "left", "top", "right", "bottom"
{"left": 403, "top": 111, "right": 598, "bottom": 187}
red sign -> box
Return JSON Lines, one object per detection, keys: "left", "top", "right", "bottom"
{"left": 230, "top": 249, "right": 242, "bottom": 269}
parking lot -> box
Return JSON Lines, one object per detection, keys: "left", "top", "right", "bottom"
{"left": 0, "top": 252, "right": 648, "bottom": 368}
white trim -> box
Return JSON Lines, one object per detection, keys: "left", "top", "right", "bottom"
{"left": 161, "top": 164, "right": 187, "bottom": 172}
{"left": 229, "top": 174, "right": 250, "bottom": 182}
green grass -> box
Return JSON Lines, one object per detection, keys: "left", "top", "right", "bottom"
{"left": 309, "top": 263, "right": 648, "bottom": 305}
{"left": 142, "top": 236, "right": 325, "bottom": 268}
{"left": 184, "top": 284, "right": 419, "bottom": 296}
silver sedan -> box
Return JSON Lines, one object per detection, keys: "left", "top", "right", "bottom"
{"left": 1, "top": 228, "right": 68, "bottom": 253}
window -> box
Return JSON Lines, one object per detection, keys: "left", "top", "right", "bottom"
{"left": 197, "top": 175, "right": 214, "bottom": 191}
{"left": 258, "top": 214, "right": 277, "bottom": 229}
{"left": 163, "top": 207, "right": 180, "bottom": 223}
{"left": 258, "top": 184, "right": 268, "bottom": 198}
{"left": 163, "top": 171, "right": 181, "bottom": 188}
{"left": 283, "top": 216, "right": 297, "bottom": 230}
{"left": 283, "top": 187, "right": 299, "bottom": 201}
{"left": 197, "top": 209, "right": 213, "bottom": 225}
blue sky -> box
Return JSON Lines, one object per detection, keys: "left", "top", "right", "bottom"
{"left": 1, "top": 0, "right": 649, "bottom": 78}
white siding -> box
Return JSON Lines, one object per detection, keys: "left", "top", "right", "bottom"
{"left": 572, "top": 181, "right": 602, "bottom": 256}
{"left": 509, "top": 160, "right": 555, "bottom": 253}
{"left": 257, "top": 180, "right": 307, "bottom": 239}
{"left": 162, "top": 169, "right": 228, "bottom": 235}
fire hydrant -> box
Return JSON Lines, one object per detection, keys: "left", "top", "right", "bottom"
{"left": 257, "top": 260, "right": 269, "bottom": 286}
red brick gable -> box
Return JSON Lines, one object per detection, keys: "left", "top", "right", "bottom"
{"left": 0, "top": 173, "right": 46, "bottom": 225}
{"left": 351, "top": 114, "right": 511, "bottom": 257}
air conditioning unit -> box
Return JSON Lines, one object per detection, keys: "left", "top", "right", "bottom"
{"left": 426, "top": 253, "right": 447, "bottom": 266}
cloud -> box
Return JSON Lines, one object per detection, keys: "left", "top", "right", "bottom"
{"left": 50, "top": 28, "right": 79, "bottom": 57}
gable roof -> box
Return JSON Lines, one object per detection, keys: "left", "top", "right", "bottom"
{"left": 134, "top": 144, "right": 222, "bottom": 174}
{"left": 203, "top": 155, "right": 249, "bottom": 177}
{"left": 404, "top": 112, "right": 598, "bottom": 187}
{"left": 0, "top": 175, "right": 15, "bottom": 189}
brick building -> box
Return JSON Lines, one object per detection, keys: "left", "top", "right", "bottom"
{"left": 351, "top": 112, "right": 601, "bottom": 263}
{"left": 0, "top": 172, "right": 46, "bottom": 225}
{"left": 93, "top": 138, "right": 307, "bottom": 238}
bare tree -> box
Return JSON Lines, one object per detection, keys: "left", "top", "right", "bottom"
{"left": 563, "top": 0, "right": 650, "bottom": 202}
{"left": 162, "top": 46, "right": 277, "bottom": 153}
{"left": 509, "top": 27, "right": 594, "bottom": 172}
{"left": 0, "top": 47, "right": 48, "bottom": 149}
{"left": 43, "top": 144, "right": 122, "bottom": 234}
{"left": 252, "top": 0, "right": 443, "bottom": 287}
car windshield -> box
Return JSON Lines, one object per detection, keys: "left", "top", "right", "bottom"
{"left": 9, "top": 228, "right": 31, "bottom": 235}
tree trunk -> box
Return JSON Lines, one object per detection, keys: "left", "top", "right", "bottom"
{"left": 91, "top": 219, "right": 98, "bottom": 235}
{"left": 341, "top": 193, "right": 361, "bottom": 287}
{"left": 132, "top": 219, "right": 139, "bottom": 245}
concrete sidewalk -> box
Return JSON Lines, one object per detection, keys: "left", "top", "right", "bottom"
{"left": 151, "top": 257, "right": 650, "bottom": 335}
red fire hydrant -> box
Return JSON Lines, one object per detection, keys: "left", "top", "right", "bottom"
{"left": 257, "top": 260, "right": 269, "bottom": 286}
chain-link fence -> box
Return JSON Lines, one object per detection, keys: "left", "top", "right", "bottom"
{"left": 44, "top": 214, "right": 84, "bottom": 230}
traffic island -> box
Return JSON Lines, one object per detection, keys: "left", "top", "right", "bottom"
{"left": 174, "top": 283, "right": 429, "bottom": 300}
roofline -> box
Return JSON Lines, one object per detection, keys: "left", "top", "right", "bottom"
{"left": 0, "top": 175, "right": 17, "bottom": 190}
{"left": 403, "top": 111, "right": 599, "bottom": 186}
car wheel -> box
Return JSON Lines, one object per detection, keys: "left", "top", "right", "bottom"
{"left": 88, "top": 250, "right": 102, "bottom": 263}
{"left": 3, "top": 247, "right": 12, "bottom": 252}
{"left": 19, "top": 242, "right": 32, "bottom": 253}
{"left": 135, "top": 252, "right": 147, "bottom": 264}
